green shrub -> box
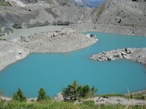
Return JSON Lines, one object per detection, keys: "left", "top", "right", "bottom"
{"left": 0, "top": 100, "right": 146, "bottom": 109}
{"left": 12, "top": 88, "right": 26, "bottom": 102}
{"left": 62, "top": 81, "right": 97, "bottom": 101}
{"left": 134, "top": 95, "right": 145, "bottom": 100}
{"left": 37, "top": 88, "right": 50, "bottom": 101}
{"left": 0, "top": 0, "right": 11, "bottom": 6}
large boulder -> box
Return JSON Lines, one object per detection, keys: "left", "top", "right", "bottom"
{"left": 54, "top": 93, "right": 64, "bottom": 101}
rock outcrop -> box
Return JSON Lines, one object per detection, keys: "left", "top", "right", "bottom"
{"left": 91, "top": 48, "right": 146, "bottom": 67}
{"left": 54, "top": 92, "right": 64, "bottom": 101}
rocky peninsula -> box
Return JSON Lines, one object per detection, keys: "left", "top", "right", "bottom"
{"left": 0, "top": 27, "right": 97, "bottom": 71}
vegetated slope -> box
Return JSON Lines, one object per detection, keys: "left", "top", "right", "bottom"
{"left": 0, "top": 0, "right": 11, "bottom": 6}
{"left": 90, "top": 0, "right": 146, "bottom": 27}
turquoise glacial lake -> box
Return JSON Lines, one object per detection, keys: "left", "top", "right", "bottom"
{"left": 0, "top": 32, "right": 146, "bottom": 98}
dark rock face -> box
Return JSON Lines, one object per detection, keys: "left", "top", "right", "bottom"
{"left": 20, "top": 0, "right": 38, "bottom": 4}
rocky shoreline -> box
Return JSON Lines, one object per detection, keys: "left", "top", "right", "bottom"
{"left": 1, "top": 95, "right": 146, "bottom": 105}
{"left": 0, "top": 27, "right": 97, "bottom": 71}
{"left": 92, "top": 96, "right": 146, "bottom": 105}
{"left": 90, "top": 48, "right": 146, "bottom": 67}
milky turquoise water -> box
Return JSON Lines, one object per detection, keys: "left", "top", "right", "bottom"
{"left": 0, "top": 32, "right": 146, "bottom": 98}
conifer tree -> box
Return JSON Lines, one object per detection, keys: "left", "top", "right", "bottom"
{"left": 13, "top": 88, "right": 26, "bottom": 102}
{"left": 37, "top": 88, "right": 47, "bottom": 101}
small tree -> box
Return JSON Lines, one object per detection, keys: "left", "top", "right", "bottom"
{"left": 62, "top": 81, "right": 79, "bottom": 101}
{"left": 62, "top": 81, "right": 97, "bottom": 101}
{"left": 37, "top": 88, "right": 47, "bottom": 101}
{"left": 77, "top": 85, "right": 83, "bottom": 98}
{"left": 13, "top": 88, "right": 26, "bottom": 102}
{"left": 82, "top": 85, "right": 90, "bottom": 98}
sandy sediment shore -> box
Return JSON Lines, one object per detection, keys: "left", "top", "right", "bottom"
{"left": 90, "top": 48, "right": 146, "bottom": 67}
{"left": 0, "top": 27, "right": 97, "bottom": 71}
{"left": 71, "top": 23, "right": 146, "bottom": 36}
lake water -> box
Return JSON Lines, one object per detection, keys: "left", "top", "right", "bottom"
{"left": 0, "top": 31, "right": 146, "bottom": 98}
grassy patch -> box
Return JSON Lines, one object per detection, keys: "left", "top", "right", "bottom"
{"left": 96, "top": 3, "right": 106, "bottom": 18}
{"left": 99, "top": 93, "right": 127, "bottom": 98}
{"left": 0, "top": 0, "right": 11, "bottom": 6}
{"left": 128, "top": 94, "right": 146, "bottom": 100}
{"left": 0, "top": 100, "right": 146, "bottom": 109}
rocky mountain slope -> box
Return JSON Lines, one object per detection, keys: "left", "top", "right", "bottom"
{"left": 90, "top": 0, "right": 146, "bottom": 27}
{"left": 68, "top": 0, "right": 146, "bottom": 36}
{"left": 0, "top": 0, "right": 93, "bottom": 35}
{"left": 0, "top": 0, "right": 104, "bottom": 36}
{"left": 0, "top": 0, "right": 146, "bottom": 36}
